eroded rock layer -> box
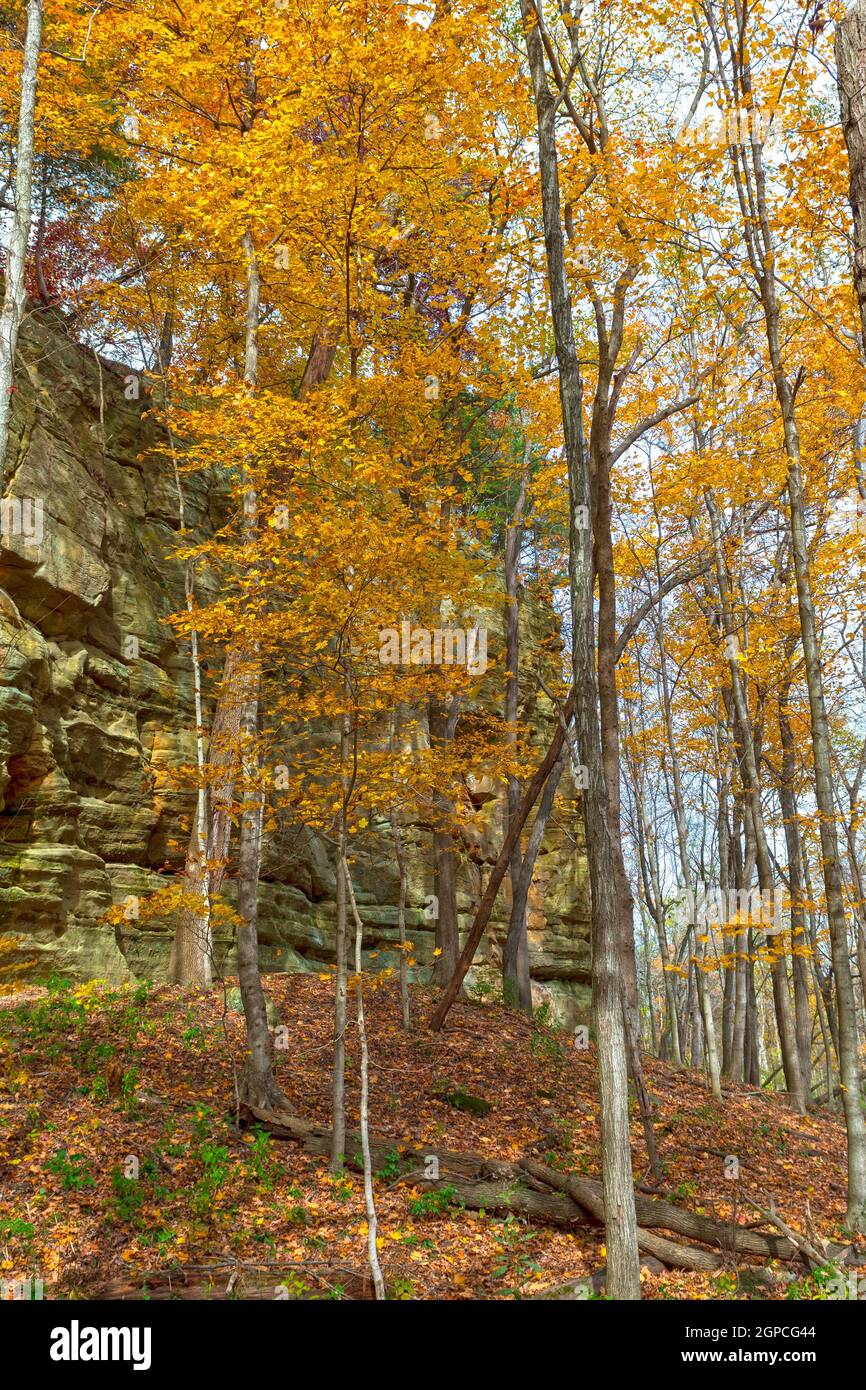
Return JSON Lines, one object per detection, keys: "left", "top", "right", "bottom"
{"left": 0, "top": 311, "right": 590, "bottom": 1024}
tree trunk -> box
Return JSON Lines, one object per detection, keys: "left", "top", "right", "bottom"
{"left": 392, "top": 821, "right": 411, "bottom": 1029}
{"left": 778, "top": 686, "right": 813, "bottom": 1093}
{"left": 655, "top": 617, "right": 699, "bottom": 1076}
{"left": 170, "top": 649, "right": 245, "bottom": 986}
{"left": 837, "top": 1, "right": 866, "bottom": 355}
{"left": 159, "top": 328, "right": 213, "bottom": 990}
{"left": 235, "top": 745, "right": 284, "bottom": 1110}
{"left": 344, "top": 858, "right": 386, "bottom": 1300}
{"left": 429, "top": 688, "right": 575, "bottom": 1028}
{"left": 429, "top": 695, "right": 460, "bottom": 988}
{"left": 693, "top": 928, "right": 723, "bottom": 1102}
{"left": 721, "top": 17, "right": 866, "bottom": 1223}
{"left": 519, "top": 0, "right": 640, "bottom": 1297}
{"left": 330, "top": 702, "right": 350, "bottom": 1171}
{"left": 784, "top": 448, "right": 866, "bottom": 1220}
{"left": 0, "top": 0, "right": 43, "bottom": 491}
{"left": 705, "top": 489, "right": 806, "bottom": 1113}
{"left": 718, "top": 737, "right": 736, "bottom": 1075}
{"left": 34, "top": 155, "right": 50, "bottom": 305}
{"left": 502, "top": 457, "right": 531, "bottom": 1011}
{"left": 593, "top": 428, "right": 641, "bottom": 1039}
{"left": 233, "top": 229, "right": 286, "bottom": 1112}
{"left": 631, "top": 743, "right": 683, "bottom": 1066}
{"left": 170, "top": 319, "right": 336, "bottom": 984}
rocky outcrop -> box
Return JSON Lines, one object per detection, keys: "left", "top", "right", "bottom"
{"left": 0, "top": 309, "right": 590, "bottom": 1025}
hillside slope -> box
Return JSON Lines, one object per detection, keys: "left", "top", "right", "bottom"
{"left": 0, "top": 974, "right": 860, "bottom": 1300}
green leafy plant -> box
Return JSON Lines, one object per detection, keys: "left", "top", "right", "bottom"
{"left": 191, "top": 1142, "right": 230, "bottom": 1217}
{"left": 45, "top": 1148, "right": 95, "bottom": 1191}
{"left": 377, "top": 1147, "right": 403, "bottom": 1181}
{"left": 244, "top": 1127, "right": 280, "bottom": 1192}
{"left": 785, "top": 1263, "right": 851, "bottom": 1301}
{"left": 109, "top": 1167, "right": 146, "bottom": 1224}
{"left": 87, "top": 1074, "right": 108, "bottom": 1104}
{"left": 409, "top": 1184, "right": 462, "bottom": 1218}
{"left": 119, "top": 1065, "right": 141, "bottom": 1116}
{"left": 0, "top": 1216, "right": 35, "bottom": 1240}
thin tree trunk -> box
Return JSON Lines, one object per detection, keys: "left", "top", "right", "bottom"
{"left": 651, "top": 624, "right": 690, "bottom": 1072}
{"left": 152, "top": 297, "right": 212, "bottom": 990}
{"left": 330, "top": 700, "right": 350, "bottom": 1171}
{"left": 502, "top": 455, "right": 531, "bottom": 1011}
{"left": 233, "top": 228, "right": 285, "bottom": 1111}
{"left": 688, "top": 953, "right": 703, "bottom": 1069}
{"left": 802, "top": 849, "right": 840, "bottom": 1065}
{"left": 640, "top": 907, "right": 658, "bottom": 1055}
{"left": 837, "top": 1, "right": 866, "bottom": 355}
{"left": 387, "top": 711, "right": 411, "bottom": 1028}
{"left": 429, "top": 695, "right": 460, "bottom": 988}
{"left": 705, "top": 489, "right": 806, "bottom": 1113}
{"left": 656, "top": 906, "right": 683, "bottom": 1068}
{"left": 594, "top": 429, "right": 641, "bottom": 1041}
{"left": 236, "top": 757, "right": 284, "bottom": 1108}
{"left": 655, "top": 609, "right": 721, "bottom": 1097}
{"left": 778, "top": 682, "right": 813, "bottom": 1093}
{"left": 693, "top": 926, "right": 722, "bottom": 1101}
{"left": 344, "top": 858, "right": 386, "bottom": 1300}
{"left": 392, "top": 820, "right": 410, "bottom": 1029}
{"left": 717, "top": 730, "right": 736, "bottom": 1075}
{"left": 729, "top": 802, "right": 749, "bottom": 1079}
{"left": 171, "top": 332, "right": 334, "bottom": 984}
{"left": 630, "top": 740, "right": 681, "bottom": 1064}
{"left": 34, "top": 155, "right": 50, "bottom": 305}
{"left": 519, "top": 0, "right": 640, "bottom": 1296}
{"left": 0, "top": 0, "right": 43, "bottom": 491}
{"left": 429, "top": 689, "right": 575, "bottom": 1027}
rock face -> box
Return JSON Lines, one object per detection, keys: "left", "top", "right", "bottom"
{"left": 0, "top": 310, "right": 591, "bottom": 1025}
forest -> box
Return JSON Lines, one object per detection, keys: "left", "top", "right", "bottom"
{"left": 2, "top": 0, "right": 866, "bottom": 1328}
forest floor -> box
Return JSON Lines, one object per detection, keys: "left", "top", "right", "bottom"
{"left": 0, "top": 972, "right": 859, "bottom": 1300}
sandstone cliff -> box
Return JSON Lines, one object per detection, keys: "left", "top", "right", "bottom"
{"left": 0, "top": 310, "right": 590, "bottom": 1024}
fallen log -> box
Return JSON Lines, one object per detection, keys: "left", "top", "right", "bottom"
{"left": 520, "top": 1159, "right": 856, "bottom": 1265}
{"left": 240, "top": 1103, "right": 585, "bottom": 1227}
{"left": 744, "top": 1195, "right": 829, "bottom": 1272}
{"left": 633, "top": 1228, "right": 722, "bottom": 1272}
{"left": 522, "top": 1159, "right": 792, "bottom": 1259}
{"left": 240, "top": 1103, "right": 517, "bottom": 1182}
{"left": 517, "top": 1160, "right": 723, "bottom": 1271}
{"left": 243, "top": 1107, "right": 802, "bottom": 1272}
{"left": 244, "top": 1107, "right": 858, "bottom": 1273}
{"left": 427, "top": 1178, "right": 585, "bottom": 1228}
